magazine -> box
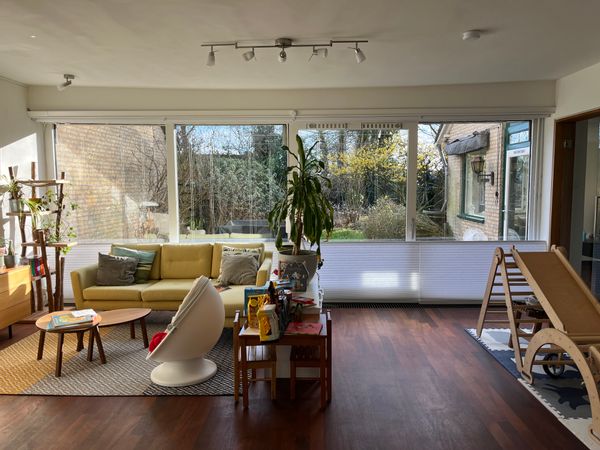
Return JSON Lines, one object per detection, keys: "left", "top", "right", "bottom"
{"left": 50, "top": 312, "right": 94, "bottom": 329}
{"left": 285, "top": 322, "right": 323, "bottom": 335}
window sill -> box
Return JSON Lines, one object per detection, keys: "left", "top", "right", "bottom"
{"left": 457, "top": 214, "right": 485, "bottom": 224}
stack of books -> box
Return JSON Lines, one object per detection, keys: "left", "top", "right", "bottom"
{"left": 49, "top": 309, "right": 96, "bottom": 330}
{"left": 29, "top": 256, "right": 45, "bottom": 277}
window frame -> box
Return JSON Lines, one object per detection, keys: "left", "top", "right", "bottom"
{"left": 43, "top": 114, "right": 545, "bottom": 244}
{"left": 459, "top": 150, "right": 486, "bottom": 223}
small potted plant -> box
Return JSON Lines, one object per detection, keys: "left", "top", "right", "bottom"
{"left": 4, "top": 240, "right": 15, "bottom": 268}
{"left": 4, "top": 178, "right": 24, "bottom": 213}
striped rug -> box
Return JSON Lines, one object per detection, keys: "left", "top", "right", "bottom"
{"left": 0, "top": 322, "right": 235, "bottom": 396}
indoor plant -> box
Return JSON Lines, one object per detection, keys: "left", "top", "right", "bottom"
{"left": 3, "top": 240, "right": 15, "bottom": 268}
{"left": 268, "top": 134, "right": 334, "bottom": 281}
{"left": 4, "top": 178, "right": 24, "bottom": 213}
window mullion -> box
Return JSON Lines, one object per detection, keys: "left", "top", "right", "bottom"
{"left": 406, "top": 123, "right": 418, "bottom": 241}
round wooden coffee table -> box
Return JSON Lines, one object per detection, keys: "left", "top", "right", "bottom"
{"left": 99, "top": 308, "right": 152, "bottom": 348}
{"left": 36, "top": 311, "right": 105, "bottom": 377}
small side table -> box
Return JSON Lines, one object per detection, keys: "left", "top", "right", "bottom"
{"left": 98, "top": 308, "right": 151, "bottom": 349}
{"left": 35, "top": 311, "right": 105, "bottom": 377}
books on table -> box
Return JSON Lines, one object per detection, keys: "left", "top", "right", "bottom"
{"left": 49, "top": 310, "right": 96, "bottom": 330}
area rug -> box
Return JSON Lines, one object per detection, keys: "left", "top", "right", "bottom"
{"left": 466, "top": 328, "right": 599, "bottom": 449}
{"left": 0, "top": 322, "right": 235, "bottom": 396}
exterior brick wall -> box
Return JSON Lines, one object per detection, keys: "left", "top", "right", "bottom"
{"left": 443, "top": 123, "right": 504, "bottom": 240}
{"left": 55, "top": 125, "right": 168, "bottom": 241}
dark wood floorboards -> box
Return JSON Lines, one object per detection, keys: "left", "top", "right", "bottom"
{"left": 0, "top": 307, "right": 586, "bottom": 450}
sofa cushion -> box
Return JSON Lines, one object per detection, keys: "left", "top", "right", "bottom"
{"left": 111, "top": 243, "right": 162, "bottom": 280}
{"left": 161, "top": 244, "right": 213, "bottom": 279}
{"left": 217, "top": 253, "right": 259, "bottom": 286}
{"left": 112, "top": 247, "right": 157, "bottom": 283}
{"left": 141, "top": 279, "right": 196, "bottom": 302}
{"left": 211, "top": 242, "right": 265, "bottom": 279}
{"left": 216, "top": 284, "right": 248, "bottom": 318}
{"left": 96, "top": 253, "right": 138, "bottom": 286}
{"left": 82, "top": 281, "right": 157, "bottom": 301}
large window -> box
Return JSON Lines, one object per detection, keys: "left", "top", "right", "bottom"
{"left": 416, "top": 121, "right": 532, "bottom": 241}
{"left": 298, "top": 129, "right": 408, "bottom": 241}
{"left": 55, "top": 124, "right": 168, "bottom": 241}
{"left": 175, "top": 125, "right": 286, "bottom": 241}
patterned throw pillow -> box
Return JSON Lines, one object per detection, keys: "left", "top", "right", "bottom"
{"left": 112, "top": 247, "right": 157, "bottom": 283}
{"left": 96, "top": 253, "right": 138, "bottom": 286}
{"left": 217, "top": 253, "right": 259, "bottom": 286}
{"left": 222, "top": 245, "right": 262, "bottom": 262}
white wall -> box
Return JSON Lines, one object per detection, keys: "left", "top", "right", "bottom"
{"left": 539, "top": 61, "right": 600, "bottom": 242}
{"left": 27, "top": 80, "right": 556, "bottom": 112}
{"left": 0, "top": 77, "right": 45, "bottom": 248}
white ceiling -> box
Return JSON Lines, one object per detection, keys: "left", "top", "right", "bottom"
{"left": 1, "top": 0, "right": 600, "bottom": 89}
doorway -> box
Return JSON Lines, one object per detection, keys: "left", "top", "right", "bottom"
{"left": 551, "top": 110, "right": 600, "bottom": 297}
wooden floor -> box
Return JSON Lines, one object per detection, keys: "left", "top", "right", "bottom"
{"left": 0, "top": 307, "right": 585, "bottom": 450}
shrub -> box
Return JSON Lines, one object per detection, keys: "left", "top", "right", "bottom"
{"left": 360, "top": 197, "right": 443, "bottom": 239}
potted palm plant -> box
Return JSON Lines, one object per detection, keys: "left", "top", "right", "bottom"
{"left": 268, "top": 134, "right": 334, "bottom": 281}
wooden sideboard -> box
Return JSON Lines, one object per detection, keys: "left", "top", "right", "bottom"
{"left": 0, "top": 266, "right": 31, "bottom": 338}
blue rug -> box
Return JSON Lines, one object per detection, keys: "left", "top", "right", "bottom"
{"left": 466, "top": 328, "right": 598, "bottom": 449}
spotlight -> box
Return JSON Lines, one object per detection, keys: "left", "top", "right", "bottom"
{"left": 309, "top": 46, "right": 328, "bottom": 61}
{"left": 57, "top": 74, "right": 75, "bottom": 91}
{"left": 278, "top": 48, "right": 287, "bottom": 63}
{"left": 242, "top": 48, "right": 255, "bottom": 62}
{"left": 353, "top": 44, "right": 366, "bottom": 63}
{"left": 462, "top": 30, "right": 481, "bottom": 41}
{"left": 206, "top": 46, "right": 215, "bottom": 67}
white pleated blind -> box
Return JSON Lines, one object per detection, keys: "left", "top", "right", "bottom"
{"left": 318, "top": 240, "right": 547, "bottom": 302}
{"left": 60, "top": 241, "right": 546, "bottom": 304}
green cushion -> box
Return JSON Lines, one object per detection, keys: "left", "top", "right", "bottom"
{"left": 112, "top": 247, "right": 157, "bottom": 283}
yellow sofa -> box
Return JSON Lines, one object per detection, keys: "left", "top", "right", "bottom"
{"left": 70, "top": 242, "right": 272, "bottom": 327}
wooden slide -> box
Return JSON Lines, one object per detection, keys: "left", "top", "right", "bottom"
{"left": 514, "top": 246, "right": 600, "bottom": 445}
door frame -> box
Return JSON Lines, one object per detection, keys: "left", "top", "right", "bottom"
{"left": 550, "top": 108, "right": 600, "bottom": 253}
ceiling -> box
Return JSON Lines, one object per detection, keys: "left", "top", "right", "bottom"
{"left": 1, "top": 0, "right": 600, "bottom": 89}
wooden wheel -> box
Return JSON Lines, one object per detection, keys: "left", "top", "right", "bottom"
{"left": 542, "top": 353, "right": 566, "bottom": 378}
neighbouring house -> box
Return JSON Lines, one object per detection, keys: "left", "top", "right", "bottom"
{"left": 439, "top": 121, "right": 531, "bottom": 241}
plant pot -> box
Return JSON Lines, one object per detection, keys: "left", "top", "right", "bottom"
{"left": 278, "top": 249, "right": 318, "bottom": 289}
{"left": 3, "top": 255, "right": 15, "bottom": 269}
{"left": 8, "top": 199, "right": 22, "bottom": 213}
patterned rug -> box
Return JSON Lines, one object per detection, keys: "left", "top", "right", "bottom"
{"left": 0, "top": 320, "right": 235, "bottom": 396}
{"left": 466, "top": 328, "right": 599, "bottom": 449}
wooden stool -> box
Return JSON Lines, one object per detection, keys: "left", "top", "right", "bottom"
{"left": 290, "top": 311, "right": 332, "bottom": 407}
{"left": 233, "top": 310, "right": 277, "bottom": 407}
{"left": 35, "top": 311, "right": 105, "bottom": 377}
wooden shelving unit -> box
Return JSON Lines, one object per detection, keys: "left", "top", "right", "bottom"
{"left": 6, "top": 162, "right": 77, "bottom": 316}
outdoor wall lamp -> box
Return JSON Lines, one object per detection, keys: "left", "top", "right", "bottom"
{"left": 471, "top": 155, "right": 495, "bottom": 185}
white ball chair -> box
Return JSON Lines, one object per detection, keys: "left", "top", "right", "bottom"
{"left": 146, "top": 276, "right": 225, "bottom": 387}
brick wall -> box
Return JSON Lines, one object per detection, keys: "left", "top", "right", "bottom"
{"left": 444, "top": 123, "right": 504, "bottom": 240}
{"left": 55, "top": 125, "right": 167, "bottom": 241}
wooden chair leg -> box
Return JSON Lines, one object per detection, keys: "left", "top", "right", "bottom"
{"left": 271, "top": 363, "right": 277, "bottom": 400}
{"left": 290, "top": 360, "right": 296, "bottom": 400}
{"left": 319, "top": 341, "right": 326, "bottom": 409}
{"left": 37, "top": 330, "right": 46, "bottom": 360}
{"left": 234, "top": 357, "right": 240, "bottom": 403}
{"left": 55, "top": 333, "right": 64, "bottom": 377}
